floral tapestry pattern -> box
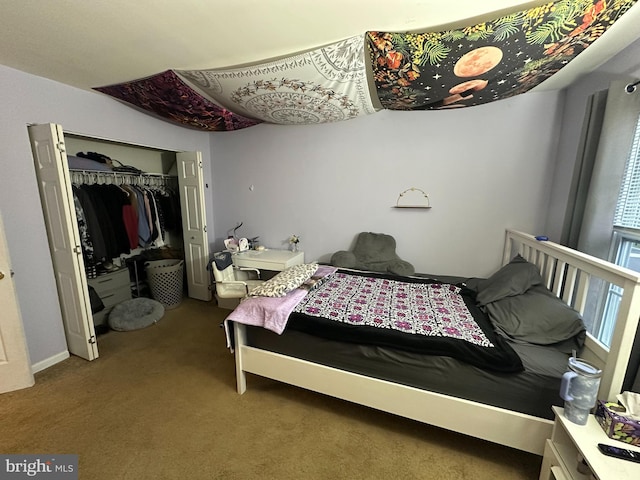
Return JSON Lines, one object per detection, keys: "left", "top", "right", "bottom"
{"left": 93, "top": 2, "right": 638, "bottom": 128}
{"left": 176, "top": 35, "right": 377, "bottom": 125}
{"left": 368, "top": 0, "right": 637, "bottom": 110}
{"left": 94, "top": 70, "right": 261, "bottom": 131}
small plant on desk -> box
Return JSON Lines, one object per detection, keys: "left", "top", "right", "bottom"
{"left": 289, "top": 235, "right": 300, "bottom": 252}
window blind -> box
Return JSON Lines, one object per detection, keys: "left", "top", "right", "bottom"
{"left": 614, "top": 113, "right": 640, "bottom": 229}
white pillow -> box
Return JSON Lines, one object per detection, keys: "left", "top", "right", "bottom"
{"left": 249, "top": 263, "right": 319, "bottom": 297}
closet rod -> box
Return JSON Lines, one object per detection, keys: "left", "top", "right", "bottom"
{"left": 69, "top": 169, "right": 176, "bottom": 187}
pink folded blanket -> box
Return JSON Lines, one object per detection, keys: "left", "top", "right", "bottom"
{"left": 224, "top": 265, "right": 337, "bottom": 348}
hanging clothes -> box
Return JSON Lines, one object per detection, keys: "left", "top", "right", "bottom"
{"left": 121, "top": 185, "right": 139, "bottom": 250}
{"left": 71, "top": 171, "right": 180, "bottom": 268}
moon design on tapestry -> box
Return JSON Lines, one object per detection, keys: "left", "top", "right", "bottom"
{"left": 449, "top": 79, "right": 488, "bottom": 95}
{"left": 453, "top": 46, "right": 503, "bottom": 78}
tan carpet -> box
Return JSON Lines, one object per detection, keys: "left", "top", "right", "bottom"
{"left": 0, "top": 299, "right": 541, "bottom": 479}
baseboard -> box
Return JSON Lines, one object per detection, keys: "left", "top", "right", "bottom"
{"left": 31, "top": 350, "right": 70, "bottom": 374}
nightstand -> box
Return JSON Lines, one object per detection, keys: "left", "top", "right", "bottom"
{"left": 539, "top": 406, "right": 640, "bottom": 480}
{"left": 232, "top": 249, "right": 304, "bottom": 272}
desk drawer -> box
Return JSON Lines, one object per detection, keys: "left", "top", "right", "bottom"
{"left": 98, "top": 288, "right": 132, "bottom": 309}
{"left": 88, "top": 268, "right": 130, "bottom": 297}
{"left": 88, "top": 268, "right": 131, "bottom": 327}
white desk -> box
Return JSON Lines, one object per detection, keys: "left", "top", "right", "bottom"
{"left": 232, "top": 249, "right": 304, "bottom": 271}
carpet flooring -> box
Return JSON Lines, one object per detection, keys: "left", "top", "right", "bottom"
{"left": 0, "top": 298, "right": 542, "bottom": 479}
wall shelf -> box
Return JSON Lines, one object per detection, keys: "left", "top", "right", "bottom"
{"left": 393, "top": 187, "right": 431, "bottom": 209}
{"left": 392, "top": 205, "right": 432, "bottom": 209}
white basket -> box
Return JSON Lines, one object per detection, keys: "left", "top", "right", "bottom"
{"left": 145, "top": 259, "right": 184, "bottom": 309}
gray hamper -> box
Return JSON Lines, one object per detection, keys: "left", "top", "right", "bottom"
{"left": 144, "top": 259, "right": 184, "bottom": 309}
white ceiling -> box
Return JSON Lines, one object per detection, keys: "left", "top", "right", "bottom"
{"left": 1, "top": 0, "right": 639, "bottom": 93}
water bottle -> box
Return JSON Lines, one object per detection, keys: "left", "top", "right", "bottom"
{"left": 559, "top": 357, "right": 602, "bottom": 425}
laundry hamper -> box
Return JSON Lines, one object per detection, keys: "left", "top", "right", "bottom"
{"left": 144, "top": 259, "right": 184, "bottom": 309}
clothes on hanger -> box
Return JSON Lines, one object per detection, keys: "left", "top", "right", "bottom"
{"left": 71, "top": 174, "right": 181, "bottom": 273}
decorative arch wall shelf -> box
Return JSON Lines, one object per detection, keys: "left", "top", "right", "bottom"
{"left": 393, "top": 187, "right": 431, "bottom": 209}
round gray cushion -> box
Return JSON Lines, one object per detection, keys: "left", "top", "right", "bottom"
{"left": 108, "top": 298, "right": 165, "bottom": 331}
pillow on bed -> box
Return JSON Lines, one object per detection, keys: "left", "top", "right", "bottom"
{"left": 249, "top": 263, "right": 319, "bottom": 297}
{"left": 483, "top": 283, "right": 586, "bottom": 352}
{"left": 476, "top": 255, "right": 543, "bottom": 306}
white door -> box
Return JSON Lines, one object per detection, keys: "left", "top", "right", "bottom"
{"left": 177, "top": 152, "right": 211, "bottom": 301}
{"left": 28, "top": 123, "right": 98, "bottom": 361}
{"left": 0, "top": 212, "right": 35, "bottom": 394}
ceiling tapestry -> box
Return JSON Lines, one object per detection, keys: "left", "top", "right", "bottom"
{"left": 94, "top": 0, "right": 637, "bottom": 130}
{"left": 176, "top": 34, "right": 376, "bottom": 125}
{"left": 368, "top": 0, "right": 637, "bottom": 110}
{"left": 94, "top": 70, "right": 261, "bottom": 132}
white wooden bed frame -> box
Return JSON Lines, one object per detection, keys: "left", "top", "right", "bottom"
{"left": 232, "top": 230, "right": 640, "bottom": 455}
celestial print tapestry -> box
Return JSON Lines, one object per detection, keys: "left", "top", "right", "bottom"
{"left": 175, "top": 35, "right": 377, "bottom": 125}
{"left": 367, "top": 0, "right": 637, "bottom": 110}
{"left": 94, "top": 70, "right": 261, "bottom": 131}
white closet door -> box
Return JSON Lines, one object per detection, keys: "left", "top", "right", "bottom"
{"left": 0, "top": 212, "right": 35, "bottom": 393}
{"left": 28, "top": 123, "right": 98, "bottom": 361}
{"left": 177, "top": 151, "right": 211, "bottom": 301}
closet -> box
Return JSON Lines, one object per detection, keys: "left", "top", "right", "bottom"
{"left": 28, "top": 123, "right": 210, "bottom": 361}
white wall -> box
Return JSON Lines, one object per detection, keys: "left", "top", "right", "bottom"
{"left": 209, "top": 91, "right": 563, "bottom": 278}
{"left": 0, "top": 65, "right": 213, "bottom": 368}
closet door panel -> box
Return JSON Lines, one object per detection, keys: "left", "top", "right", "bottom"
{"left": 177, "top": 151, "right": 211, "bottom": 301}
{"left": 0, "top": 211, "right": 34, "bottom": 393}
{"left": 28, "top": 123, "right": 98, "bottom": 361}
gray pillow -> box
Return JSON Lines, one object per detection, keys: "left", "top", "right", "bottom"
{"left": 476, "top": 255, "right": 543, "bottom": 306}
{"left": 483, "top": 284, "right": 586, "bottom": 352}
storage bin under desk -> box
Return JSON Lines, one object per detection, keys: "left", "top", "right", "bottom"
{"left": 87, "top": 268, "right": 131, "bottom": 326}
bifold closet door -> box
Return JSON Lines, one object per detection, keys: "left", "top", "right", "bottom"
{"left": 28, "top": 123, "right": 98, "bottom": 361}
{"left": 177, "top": 152, "right": 211, "bottom": 301}
{"left": 0, "top": 211, "right": 35, "bottom": 392}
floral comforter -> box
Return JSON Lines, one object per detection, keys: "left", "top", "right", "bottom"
{"left": 289, "top": 270, "right": 523, "bottom": 372}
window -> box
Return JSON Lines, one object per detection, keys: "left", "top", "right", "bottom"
{"left": 599, "top": 113, "right": 640, "bottom": 346}
{"left": 598, "top": 230, "right": 640, "bottom": 346}
{"left": 613, "top": 113, "right": 640, "bottom": 228}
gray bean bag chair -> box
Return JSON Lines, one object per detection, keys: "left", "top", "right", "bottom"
{"left": 330, "top": 232, "right": 415, "bottom": 276}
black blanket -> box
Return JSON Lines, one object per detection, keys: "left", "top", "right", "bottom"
{"left": 288, "top": 270, "right": 523, "bottom": 373}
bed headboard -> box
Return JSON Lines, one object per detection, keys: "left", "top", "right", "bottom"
{"left": 504, "top": 230, "right": 640, "bottom": 400}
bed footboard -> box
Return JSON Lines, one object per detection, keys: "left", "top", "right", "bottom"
{"left": 233, "top": 321, "right": 552, "bottom": 455}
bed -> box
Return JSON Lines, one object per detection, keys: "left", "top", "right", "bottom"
{"left": 225, "top": 230, "right": 640, "bottom": 455}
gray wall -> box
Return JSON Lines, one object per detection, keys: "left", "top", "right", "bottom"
{"left": 545, "top": 37, "right": 640, "bottom": 240}
{"left": 209, "top": 93, "right": 563, "bottom": 278}
{"left": 0, "top": 65, "right": 213, "bottom": 368}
